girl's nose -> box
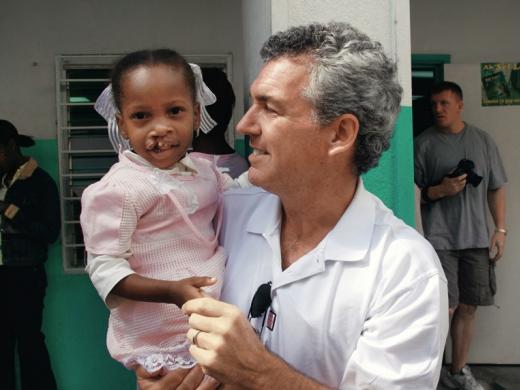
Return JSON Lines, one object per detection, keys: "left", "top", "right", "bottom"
{"left": 151, "top": 121, "right": 173, "bottom": 136}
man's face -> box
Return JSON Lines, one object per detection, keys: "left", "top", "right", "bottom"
{"left": 237, "top": 56, "right": 330, "bottom": 193}
{"left": 431, "top": 90, "right": 463, "bottom": 130}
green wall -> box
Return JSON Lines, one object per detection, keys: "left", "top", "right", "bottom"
{"left": 364, "top": 106, "right": 415, "bottom": 226}
{"left": 30, "top": 105, "right": 413, "bottom": 389}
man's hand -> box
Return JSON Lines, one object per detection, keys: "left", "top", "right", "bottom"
{"left": 136, "top": 366, "right": 190, "bottom": 390}
{"left": 182, "top": 297, "right": 271, "bottom": 387}
{"left": 438, "top": 174, "right": 467, "bottom": 197}
{"left": 135, "top": 365, "right": 219, "bottom": 390}
{"left": 490, "top": 230, "right": 506, "bottom": 262}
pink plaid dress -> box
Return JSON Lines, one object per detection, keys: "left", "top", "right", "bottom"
{"left": 81, "top": 152, "right": 226, "bottom": 371}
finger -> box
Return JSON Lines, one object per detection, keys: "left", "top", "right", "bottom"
{"left": 160, "top": 368, "right": 193, "bottom": 388}
{"left": 188, "top": 327, "right": 222, "bottom": 351}
{"left": 189, "top": 276, "right": 218, "bottom": 288}
{"left": 187, "top": 328, "right": 201, "bottom": 344}
{"left": 176, "top": 366, "right": 205, "bottom": 390}
{"left": 197, "top": 375, "right": 221, "bottom": 390}
{"left": 182, "top": 297, "right": 233, "bottom": 317}
{"left": 189, "top": 344, "right": 218, "bottom": 371}
{"left": 496, "top": 244, "right": 504, "bottom": 261}
{"left": 136, "top": 368, "right": 189, "bottom": 389}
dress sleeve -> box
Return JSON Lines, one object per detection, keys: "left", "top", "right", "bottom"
{"left": 80, "top": 180, "right": 138, "bottom": 256}
{"left": 86, "top": 252, "right": 135, "bottom": 309}
{"left": 342, "top": 244, "right": 449, "bottom": 389}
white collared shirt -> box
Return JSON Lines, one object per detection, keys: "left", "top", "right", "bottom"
{"left": 220, "top": 180, "right": 449, "bottom": 389}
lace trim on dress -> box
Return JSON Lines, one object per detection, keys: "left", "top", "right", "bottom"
{"left": 135, "top": 353, "right": 197, "bottom": 372}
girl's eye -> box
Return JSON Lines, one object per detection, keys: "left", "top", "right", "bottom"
{"left": 130, "top": 112, "right": 148, "bottom": 120}
{"left": 169, "top": 107, "right": 182, "bottom": 115}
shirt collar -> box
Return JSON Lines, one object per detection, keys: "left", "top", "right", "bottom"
{"left": 246, "top": 179, "right": 376, "bottom": 263}
{"left": 322, "top": 178, "right": 375, "bottom": 262}
{"left": 1, "top": 157, "right": 38, "bottom": 188}
{"left": 121, "top": 150, "right": 198, "bottom": 174}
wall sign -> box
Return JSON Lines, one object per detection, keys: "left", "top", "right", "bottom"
{"left": 481, "top": 63, "right": 520, "bottom": 106}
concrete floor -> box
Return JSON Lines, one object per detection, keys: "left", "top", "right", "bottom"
{"left": 437, "top": 365, "right": 520, "bottom": 390}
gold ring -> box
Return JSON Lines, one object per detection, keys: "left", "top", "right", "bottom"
{"left": 193, "top": 330, "right": 202, "bottom": 346}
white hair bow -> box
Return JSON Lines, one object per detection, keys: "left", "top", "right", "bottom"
{"left": 94, "top": 63, "right": 217, "bottom": 152}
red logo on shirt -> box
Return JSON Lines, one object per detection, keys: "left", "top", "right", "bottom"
{"left": 266, "top": 310, "right": 276, "bottom": 331}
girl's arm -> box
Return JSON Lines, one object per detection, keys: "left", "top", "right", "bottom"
{"left": 87, "top": 252, "right": 216, "bottom": 309}
{"left": 112, "top": 273, "right": 216, "bottom": 308}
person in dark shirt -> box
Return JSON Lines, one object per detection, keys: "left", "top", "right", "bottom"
{"left": 0, "top": 119, "right": 61, "bottom": 390}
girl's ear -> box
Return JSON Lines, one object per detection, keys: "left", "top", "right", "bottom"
{"left": 116, "top": 113, "right": 129, "bottom": 139}
{"left": 328, "top": 113, "right": 359, "bottom": 157}
{"left": 193, "top": 102, "right": 201, "bottom": 132}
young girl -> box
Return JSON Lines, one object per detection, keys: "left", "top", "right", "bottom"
{"left": 80, "top": 49, "right": 248, "bottom": 373}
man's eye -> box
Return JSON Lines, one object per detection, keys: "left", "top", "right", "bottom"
{"left": 130, "top": 112, "right": 148, "bottom": 120}
{"left": 265, "top": 105, "right": 277, "bottom": 114}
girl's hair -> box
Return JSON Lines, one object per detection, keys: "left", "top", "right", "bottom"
{"left": 111, "top": 49, "right": 196, "bottom": 110}
{"left": 0, "top": 119, "right": 35, "bottom": 148}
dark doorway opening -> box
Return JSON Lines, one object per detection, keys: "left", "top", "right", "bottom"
{"left": 411, "top": 55, "right": 450, "bottom": 138}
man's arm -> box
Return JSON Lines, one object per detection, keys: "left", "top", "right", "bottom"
{"left": 183, "top": 298, "right": 330, "bottom": 389}
{"left": 343, "top": 271, "right": 448, "bottom": 388}
{"left": 488, "top": 186, "right": 506, "bottom": 261}
{"left": 422, "top": 174, "right": 467, "bottom": 202}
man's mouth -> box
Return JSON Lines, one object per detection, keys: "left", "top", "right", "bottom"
{"left": 251, "top": 148, "right": 267, "bottom": 156}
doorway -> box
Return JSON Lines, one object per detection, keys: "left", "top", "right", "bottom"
{"left": 411, "top": 54, "right": 451, "bottom": 137}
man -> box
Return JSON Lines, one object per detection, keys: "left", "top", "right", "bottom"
{"left": 139, "top": 22, "right": 448, "bottom": 389}
{"left": 414, "top": 82, "right": 507, "bottom": 390}
{"left": 0, "top": 119, "right": 61, "bottom": 390}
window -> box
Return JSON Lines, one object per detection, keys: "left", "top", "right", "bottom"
{"left": 56, "top": 54, "right": 232, "bottom": 273}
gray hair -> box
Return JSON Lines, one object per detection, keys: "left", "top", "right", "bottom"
{"left": 260, "top": 22, "right": 402, "bottom": 174}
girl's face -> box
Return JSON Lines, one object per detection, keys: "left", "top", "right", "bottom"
{"left": 116, "top": 64, "right": 200, "bottom": 169}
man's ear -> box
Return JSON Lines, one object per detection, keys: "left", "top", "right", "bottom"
{"left": 116, "top": 113, "right": 129, "bottom": 140}
{"left": 328, "top": 113, "right": 359, "bottom": 157}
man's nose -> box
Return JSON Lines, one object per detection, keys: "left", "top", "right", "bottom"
{"left": 237, "top": 106, "right": 260, "bottom": 136}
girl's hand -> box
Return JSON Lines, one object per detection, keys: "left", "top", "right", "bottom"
{"left": 169, "top": 277, "right": 217, "bottom": 307}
